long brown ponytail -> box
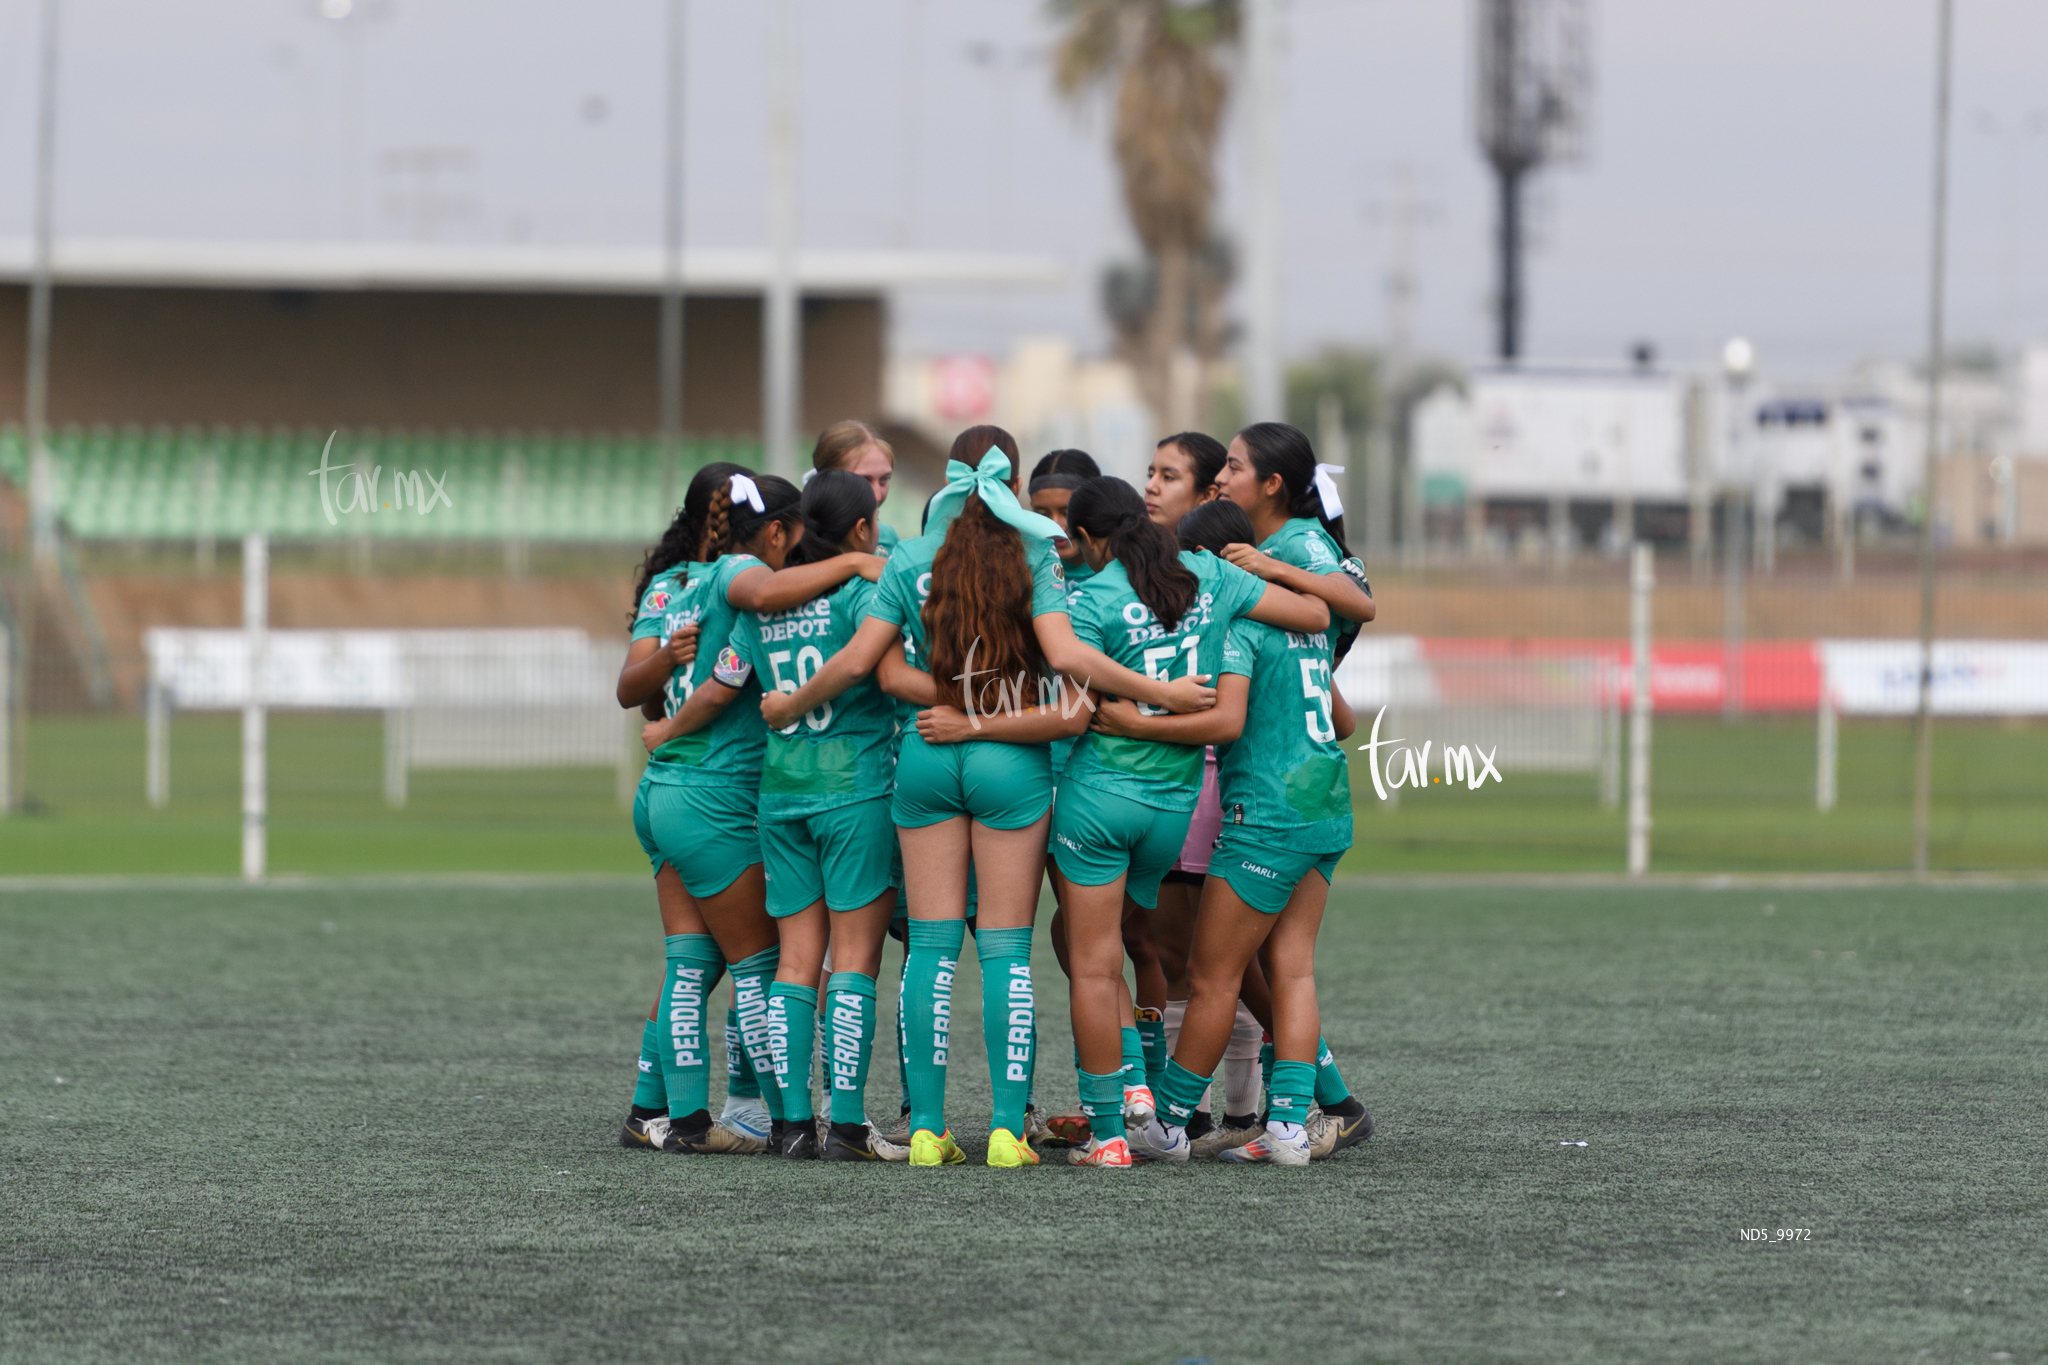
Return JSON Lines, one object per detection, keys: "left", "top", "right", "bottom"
{"left": 922, "top": 493, "right": 1042, "bottom": 715}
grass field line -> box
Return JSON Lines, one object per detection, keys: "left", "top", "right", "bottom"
{"left": 4, "top": 869, "right": 2046, "bottom": 894}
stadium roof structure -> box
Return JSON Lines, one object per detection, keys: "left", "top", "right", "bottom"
{"left": 0, "top": 238, "right": 1067, "bottom": 297}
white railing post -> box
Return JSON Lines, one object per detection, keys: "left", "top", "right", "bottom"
{"left": 241, "top": 533, "right": 268, "bottom": 881}
{"left": 1816, "top": 687, "right": 1838, "bottom": 813}
{"left": 1627, "top": 542, "right": 1654, "bottom": 876}
{"left": 147, "top": 677, "right": 170, "bottom": 808}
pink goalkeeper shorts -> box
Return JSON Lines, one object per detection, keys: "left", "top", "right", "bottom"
{"left": 1173, "top": 747, "right": 1222, "bottom": 874}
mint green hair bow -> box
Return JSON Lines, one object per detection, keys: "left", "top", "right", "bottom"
{"left": 923, "top": 447, "right": 1066, "bottom": 542}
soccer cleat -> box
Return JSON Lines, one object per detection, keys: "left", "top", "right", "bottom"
{"left": 1184, "top": 1109, "right": 1215, "bottom": 1143}
{"left": 821, "top": 1121, "right": 886, "bottom": 1162}
{"left": 719, "top": 1095, "right": 773, "bottom": 1143}
{"left": 1042, "top": 1112, "right": 1093, "bottom": 1147}
{"left": 1126, "top": 1117, "right": 1191, "bottom": 1164}
{"left": 1307, "top": 1106, "right": 1375, "bottom": 1160}
{"left": 620, "top": 1113, "right": 670, "bottom": 1150}
{"left": 868, "top": 1125, "right": 911, "bottom": 1163}
{"left": 1221, "top": 1125, "right": 1310, "bottom": 1166}
{"left": 1069, "top": 1135, "right": 1133, "bottom": 1168}
{"left": 781, "top": 1120, "right": 820, "bottom": 1160}
{"left": 660, "top": 1111, "right": 715, "bottom": 1154}
{"left": 877, "top": 1108, "right": 913, "bottom": 1147}
{"left": 1022, "top": 1105, "right": 1051, "bottom": 1145}
{"left": 908, "top": 1128, "right": 967, "bottom": 1167}
{"left": 1191, "top": 1120, "right": 1264, "bottom": 1161}
{"left": 1123, "top": 1084, "right": 1157, "bottom": 1128}
{"left": 699, "top": 1121, "right": 769, "bottom": 1155}
{"left": 985, "top": 1128, "right": 1040, "bottom": 1168}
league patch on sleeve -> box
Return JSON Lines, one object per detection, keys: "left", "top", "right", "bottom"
{"left": 712, "top": 645, "right": 752, "bottom": 687}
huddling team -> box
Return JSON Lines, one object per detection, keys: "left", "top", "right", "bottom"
{"left": 612, "top": 415, "right": 1376, "bottom": 1168}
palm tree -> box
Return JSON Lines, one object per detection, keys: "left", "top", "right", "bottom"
{"left": 1051, "top": 0, "right": 1238, "bottom": 434}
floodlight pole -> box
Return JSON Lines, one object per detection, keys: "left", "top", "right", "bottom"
{"left": 762, "top": 0, "right": 801, "bottom": 480}
{"left": 658, "top": 0, "right": 687, "bottom": 511}
{"left": 1912, "top": 0, "right": 1955, "bottom": 877}
{"left": 1242, "top": 0, "right": 1283, "bottom": 424}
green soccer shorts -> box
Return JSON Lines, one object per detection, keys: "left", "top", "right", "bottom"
{"left": 891, "top": 731, "right": 1053, "bottom": 831}
{"left": 1048, "top": 780, "right": 1193, "bottom": 911}
{"left": 1210, "top": 827, "right": 1342, "bottom": 915}
{"left": 761, "top": 797, "right": 897, "bottom": 918}
{"left": 635, "top": 777, "right": 762, "bottom": 899}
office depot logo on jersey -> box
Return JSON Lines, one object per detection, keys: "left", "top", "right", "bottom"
{"left": 1359, "top": 706, "right": 1503, "bottom": 801}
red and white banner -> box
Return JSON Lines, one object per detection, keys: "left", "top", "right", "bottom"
{"left": 1337, "top": 637, "right": 2048, "bottom": 716}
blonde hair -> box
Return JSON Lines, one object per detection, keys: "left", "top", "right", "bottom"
{"left": 810, "top": 419, "right": 895, "bottom": 474}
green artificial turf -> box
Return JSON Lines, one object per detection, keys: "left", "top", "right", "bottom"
{"left": 8, "top": 713, "right": 2046, "bottom": 875}
{"left": 2, "top": 879, "right": 2043, "bottom": 1363}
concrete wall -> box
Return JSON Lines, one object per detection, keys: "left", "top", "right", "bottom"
{"left": 0, "top": 285, "right": 881, "bottom": 435}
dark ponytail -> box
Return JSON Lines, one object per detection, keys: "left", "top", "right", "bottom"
{"left": 1237, "top": 421, "right": 1352, "bottom": 560}
{"left": 1157, "top": 431, "right": 1226, "bottom": 493}
{"left": 630, "top": 459, "right": 753, "bottom": 615}
{"left": 702, "top": 474, "right": 803, "bottom": 560}
{"left": 1068, "top": 477, "right": 1198, "bottom": 633}
{"left": 1175, "top": 499, "right": 1257, "bottom": 556}
{"left": 788, "top": 468, "right": 877, "bottom": 575}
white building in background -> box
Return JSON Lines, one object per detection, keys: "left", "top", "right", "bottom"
{"left": 885, "top": 338, "right": 1156, "bottom": 485}
{"left": 1411, "top": 343, "right": 2048, "bottom": 551}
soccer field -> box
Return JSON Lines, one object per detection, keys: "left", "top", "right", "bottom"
{"left": 3, "top": 879, "right": 2042, "bottom": 1363}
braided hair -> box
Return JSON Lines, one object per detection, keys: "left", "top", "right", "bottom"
{"left": 1067, "top": 477, "right": 1199, "bottom": 633}
{"left": 630, "top": 460, "right": 752, "bottom": 616}
{"left": 700, "top": 474, "right": 803, "bottom": 562}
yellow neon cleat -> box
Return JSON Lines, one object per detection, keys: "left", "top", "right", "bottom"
{"left": 908, "top": 1128, "right": 966, "bottom": 1166}
{"left": 985, "top": 1127, "right": 1040, "bottom": 1168}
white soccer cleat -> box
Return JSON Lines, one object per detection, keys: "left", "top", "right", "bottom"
{"left": 1123, "top": 1084, "right": 1157, "bottom": 1128}
{"left": 1126, "top": 1117, "right": 1190, "bottom": 1164}
{"left": 867, "top": 1123, "right": 911, "bottom": 1162}
{"left": 1070, "top": 1135, "right": 1133, "bottom": 1168}
{"left": 1190, "top": 1120, "right": 1263, "bottom": 1161}
{"left": 1220, "top": 1124, "right": 1310, "bottom": 1166}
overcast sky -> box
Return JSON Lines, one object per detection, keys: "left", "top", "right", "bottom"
{"left": 0, "top": 0, "right": 2044, "bottom": 382}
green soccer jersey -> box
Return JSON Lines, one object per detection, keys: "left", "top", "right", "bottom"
{"left": 865, "top": 526, "right": 1070, "bottom": 723}
{"left": 1261, "top": 516, "right": 1345, "bottom": 577}
{"left": 1215, "top": 619, "right": 1353, "bottom": 852}
{"left": 877, "top": 524, "right": 901, "bottom": 559}
{"left": 630, "top": 555, "right": 768, "bottom": 784}
{"left": 1061, "top": 551, "right": 1266, "bottom": 812}
{"left": 731, "top": 577, "right": 897, "bottom": 818}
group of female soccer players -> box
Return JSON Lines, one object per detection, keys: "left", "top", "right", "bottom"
{"left": 612, "top": 415, "right": 1377, "bottom": 1167}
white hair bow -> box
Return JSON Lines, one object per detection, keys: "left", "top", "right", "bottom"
{"left": 1313, "top": 463, "right": 1346, "bottom": 520}
{"left": 728, "top": 473, "right": 767, "bottom": 513}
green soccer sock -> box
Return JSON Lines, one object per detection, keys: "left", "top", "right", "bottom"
{"left": 1135, "top": 1007, "right": 1167, "bottom": 1090}
{"left": 659, "top": 934, "right": 724, "bottom": 1120}
{"left": 1313, "top": 1035, "right": 1353, "bottom": 1108}
{"left": 724, "top": 1003, "right": 762, "bottom": 1100}
{"left": 1156, "top": 1057, "right": 1211, "bottom": 1128}
{"left": 825, "top": 971, "right": 877, "bottom": 1127}
{"left": 976, "top": 927, "right": 1035, "bottom": 1136}
{"left": 1268, "top": 1059, "right": 1316, "bottom": 1128}
{"left": 1120, "top": 1025, "right": 1146, "bottom": 1090}
{"left": 632, "top": 1016, "right": 667, "bottom": 1112}
{"left": 766, "top": 982, "right": 818, "bottom": 1123}
{"left": 1078, "top": 1069, "right": 1127, "bottom": 1143}
{"left": 730, "top": 948, "right": 785, "bottom": 1122}
{"left": 1260, "top": 1038, "right": 1275, "bottom": 1117}
{"left": 903, "top": 919, "right": 965, "bottom": 1136}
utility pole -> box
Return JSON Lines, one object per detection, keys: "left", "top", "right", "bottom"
{"left": 762, "top": 0, "right": 801, "bottom": 480}
{"left": 1913, "top": 0, "right": 1956, "bottom": 877}
{"left": 1242, "top": 0, "right": 1283, "bottom": 424}
{"left": 659, "top": 0, "right": 687, "bottom": 511}
{"left": 1367, "top": 164, "right": 1419, "bottom": 569}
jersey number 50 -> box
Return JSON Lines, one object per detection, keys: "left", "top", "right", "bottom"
{"left": 768, "top": 646, "right": 834, "bottom": 734}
